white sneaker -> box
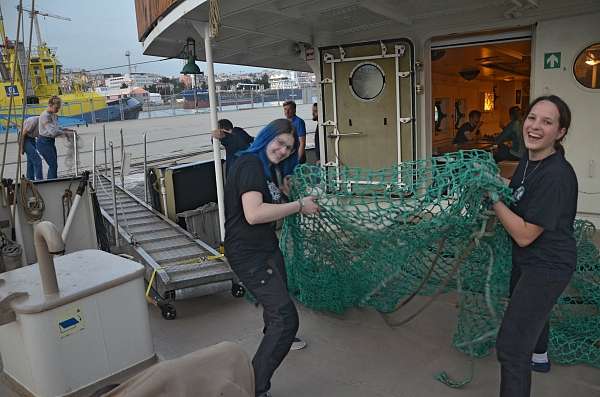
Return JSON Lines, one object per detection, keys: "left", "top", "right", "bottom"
{"left": 290, "top": 337, "right": 307, "bottom": 350}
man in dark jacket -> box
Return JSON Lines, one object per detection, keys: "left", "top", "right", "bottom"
{"left": 212, "top": 119, "right": 254, "bottom": 177}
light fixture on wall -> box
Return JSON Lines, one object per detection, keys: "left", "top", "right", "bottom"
{"left": 181, "top": 38, "right": 202, "bottom": 75}
{"left": 458, "top": 68, "right": 480, "bottom": 81}
{"left": 483, "top": 92, "right": 495, "bottom": 111}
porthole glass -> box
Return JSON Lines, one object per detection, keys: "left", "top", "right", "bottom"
{"left": 573, "top": 43, "right": 600, "bottom": 89}
{"left": 350, "top": 63, "right": 385, "bottom": 100}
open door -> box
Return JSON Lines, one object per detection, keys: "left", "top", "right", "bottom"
{"left": 320, "top": 39, "right": 415, "bottom": 188}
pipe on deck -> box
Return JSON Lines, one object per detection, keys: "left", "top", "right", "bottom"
{"left": 33, "top": 221, "right": 65, "bottom": 295}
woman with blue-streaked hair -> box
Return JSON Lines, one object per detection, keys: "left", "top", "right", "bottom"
{"left": 224, "top": 118, "right": 319, "bottom": 397}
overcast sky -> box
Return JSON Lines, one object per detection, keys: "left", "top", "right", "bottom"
{"left": 2, "top": 0, "right": 272, "bottom": 77}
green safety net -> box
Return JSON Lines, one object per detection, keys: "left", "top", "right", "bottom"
{"left": 282, "top": 150, "right": 600, "bottom": 368}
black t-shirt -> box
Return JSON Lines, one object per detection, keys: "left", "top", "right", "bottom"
{"left": 508, "top": 151, "right": 578, "bottom": 271}
{"left": 224, "top": 155, "right": 281, "bottom": 261}
{"left": 454, "top": 122, "right": 475, "bottom": 144}
{"left": 220, "top": 127, "right": 254, "bottom": 176}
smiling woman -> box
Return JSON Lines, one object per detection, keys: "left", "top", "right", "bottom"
{"left": 490, "top": 95, "right": 579, "bottom": 397}
{"left": 222, "top": 119, "right": 319, "bottom": 397}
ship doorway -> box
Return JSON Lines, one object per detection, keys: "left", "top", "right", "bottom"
{"left": 430, "top": 31, "right": 532, "bottom": 157}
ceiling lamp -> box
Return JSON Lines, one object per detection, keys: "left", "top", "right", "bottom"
{"left": 181, "top": 38, "right": 202, "bottom": 75}
{"left": 459, "top": 68, "right": 480, "bottom": 81}
{"left": 586, "top": 53, "right": 600, "bottom": 66}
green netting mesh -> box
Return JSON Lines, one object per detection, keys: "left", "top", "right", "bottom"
{"left": 282, "top": 150, "right": 600, "bottom": 369}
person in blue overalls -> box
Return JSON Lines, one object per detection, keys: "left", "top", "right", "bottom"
{"left": 37, "top": 96, "right": 76, "bottom": 179}
{"left": 20, "top": 116, "right": 43, "bottom": 180}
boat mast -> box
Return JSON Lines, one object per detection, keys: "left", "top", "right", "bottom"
{"left": 0, "top": 5, "right": 10, "bottom": 81}
{"left": 16, "top": 5, "right": 71, "bottom": 49}
{"left": 0, "top": 4, "right": 6, "bottom": 42}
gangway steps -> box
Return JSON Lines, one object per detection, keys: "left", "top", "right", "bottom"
{"left": 94, "top": 175, "right": 235, "bottom": 301}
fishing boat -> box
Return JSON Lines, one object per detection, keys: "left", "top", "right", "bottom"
{"left": 0, "top": 5, "right": 140, "bottom": 130}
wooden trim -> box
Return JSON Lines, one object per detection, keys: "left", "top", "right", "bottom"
{"left": 134, "top": 0, "right": 182, "bottom": 42}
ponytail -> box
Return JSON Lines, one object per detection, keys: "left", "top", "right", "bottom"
{"left": 554, "top": 141, "right": 565, "bottom": 156}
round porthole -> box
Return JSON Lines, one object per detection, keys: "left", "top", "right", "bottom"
{"left": 349, "top": 63, "right": 385, "bottom": 101}
{"left": 573, "top": 43, "right": 600, "bottom": 89}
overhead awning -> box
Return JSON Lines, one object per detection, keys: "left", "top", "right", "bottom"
{"left": 137, "top": 0, "right": 600, "bottom": 71}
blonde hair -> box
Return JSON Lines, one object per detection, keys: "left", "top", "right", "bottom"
{"left": 48, "top": 96, "right": 61, "bottom": 106}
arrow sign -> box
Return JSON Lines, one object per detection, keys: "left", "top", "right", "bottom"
{"left": 547, "top": 54, "right": 559, "bottom": 67}
{"left": 544, "top": 52, "right": 561, "bottom": 69}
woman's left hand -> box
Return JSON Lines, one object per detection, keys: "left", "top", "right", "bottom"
{"left": 300, "top": 196, "right": 320, "bottom": 215}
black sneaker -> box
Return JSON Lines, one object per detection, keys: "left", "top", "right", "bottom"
{"left": 531, "top": 360, "right": 551, "bottom": 373}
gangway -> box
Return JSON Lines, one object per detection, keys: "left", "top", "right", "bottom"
{"left": 94, "top": 174, "right": 243, "bottom": 319}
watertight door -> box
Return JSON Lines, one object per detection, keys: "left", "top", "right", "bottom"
{"left": 320, "top": 39, "right": 415, "bottom": 172}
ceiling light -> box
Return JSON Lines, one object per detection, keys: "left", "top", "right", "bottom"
{"left": 458, "top": 69, "right": 480, "bottom": 81}
{"left": 585, "top": 58, "right": 600, "bottom": 66}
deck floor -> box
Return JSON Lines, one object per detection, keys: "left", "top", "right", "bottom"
{"left": 2, "top": 291, "right": 600, "bottom": 396}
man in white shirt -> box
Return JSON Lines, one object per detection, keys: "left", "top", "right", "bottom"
{"left": 19, "top": 116, "right": 43, "bottom": 180}
{"left": 36, "top": 96, "right": 75, "bottom": 179}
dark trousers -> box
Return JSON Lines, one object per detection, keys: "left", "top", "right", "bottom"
{"left": 230, "top": 249, "right": 299, "bottom": 396}
{"left": 37, "top": 136, "right": 58, "bottom": 179}
{"left": 496, "top": 263, "right": 573, "bottom": 397}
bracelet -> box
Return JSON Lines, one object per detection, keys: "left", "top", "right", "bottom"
{"left": 297, "top": 198, "right": 304, "bottom": 213}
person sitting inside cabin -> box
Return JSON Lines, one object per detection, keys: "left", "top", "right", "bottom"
{"left": 494, "top": 106, "right": 525, "bottom": 162}
{"left": 212, "top": 119, "right": 254, "bottom": 177}
{"left": 19, "top": 116, "right": 43, "bottom": 181}
{"left": 37, "top": 96, "right": 76, "bottom": 179}
{"left": 453, "top": 110, "right": 482, "bottom": 144}
{"left": 283, "top": 100, "right": 306, "bottom": 164}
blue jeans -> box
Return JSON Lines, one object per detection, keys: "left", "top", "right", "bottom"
{"left": 23, "top": 136, "right": 43, "bottom": 180}
{"left": 36, "top": 136, "right": 58, "bottom": 179}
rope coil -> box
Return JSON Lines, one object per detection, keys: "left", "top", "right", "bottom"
{"left": 19, "top": 177, "right": 44, "bottom": 224}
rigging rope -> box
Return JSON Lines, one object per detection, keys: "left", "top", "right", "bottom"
{"left": 209, "top": 0, "right": 221, "bottom": 38}
{"left": 0, "top": 0, "right": 24, "bottom": 181}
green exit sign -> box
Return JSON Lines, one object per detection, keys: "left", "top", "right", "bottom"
{"left": 544, "top": 52, "right": 561, "bottom": 69}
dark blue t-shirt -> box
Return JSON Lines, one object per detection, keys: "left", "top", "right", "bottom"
{"left": 290, "top": 115, "right": 306, "bottom": 138}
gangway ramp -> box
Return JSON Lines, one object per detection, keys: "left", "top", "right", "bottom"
{"left": 94, "top": 174, "right": 241, "bottom": 319}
